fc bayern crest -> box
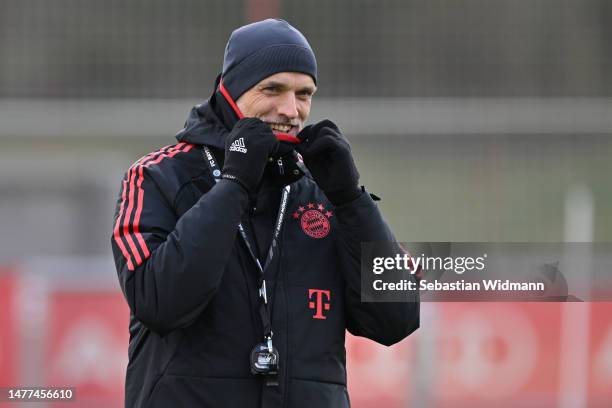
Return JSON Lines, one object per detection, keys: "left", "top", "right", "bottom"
{"left": 293, "top": 203, "right": 333, "bottom": 239}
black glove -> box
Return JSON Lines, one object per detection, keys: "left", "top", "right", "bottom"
{"left": 296, "top": 120, "right": 361, "bottom": 205}
{"left": 222, "top": 117, "right": 279, "bottom": 195}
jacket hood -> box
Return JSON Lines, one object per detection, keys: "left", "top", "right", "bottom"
{"left": 176, "top": 74, "right": 242, "bottom": 149}
{"left": 174, "top": 101, "right": 229, "bottom": 149}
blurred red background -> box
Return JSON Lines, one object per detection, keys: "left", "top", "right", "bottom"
{"left": 1, "top": 266, "right": 610, "bottom": 407}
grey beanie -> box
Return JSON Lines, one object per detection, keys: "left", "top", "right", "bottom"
{"left": 221, "top": 19, "right": 317, "bottom": 100}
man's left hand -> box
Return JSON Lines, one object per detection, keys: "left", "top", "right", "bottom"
{"left": 296, "top": 120, "right": 361, "bottom": 205}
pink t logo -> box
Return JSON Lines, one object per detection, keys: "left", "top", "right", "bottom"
{"left": 308, "top": 289, "right": 331, "bottom": 320}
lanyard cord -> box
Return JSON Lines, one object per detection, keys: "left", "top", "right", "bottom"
{"left": 201, "top": 146, "right": 289, "bottom": 345}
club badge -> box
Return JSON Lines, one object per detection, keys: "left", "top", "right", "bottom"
{"left": 293, "top": 202, "right": 332, "bottom": 239}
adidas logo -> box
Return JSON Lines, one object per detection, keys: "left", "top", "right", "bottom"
{"left": 229, "top": 137, "right": 247, "bottom": 154}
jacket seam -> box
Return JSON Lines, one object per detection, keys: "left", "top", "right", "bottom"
{"left": 281, "top": 209, "right": 291, "bottom": 408}
{"left": 159, "top": 373, "right": 259, "bottom": 380}
{"left": 144, "top": 332, "right": 186, "bottom": 405}
{"left": 143, "top": 166, "right": 177, "bottom": 219}
{"left": 144, "top": 373, "right": 163, "bottom": 406}
{"left": 290, "top": 377, "right": 347, "bottom": 387}
{"left": 172, "top": 169, "right": 211, "bottom": 210}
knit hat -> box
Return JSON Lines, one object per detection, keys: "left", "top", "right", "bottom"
{"left": 221, "top": 19, "right": 317, "bottom": 100}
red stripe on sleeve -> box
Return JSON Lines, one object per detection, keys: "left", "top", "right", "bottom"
{"left": 132, "top": 166, "right": 150, "bottom": 258}
{"left": 122, "top": 167, "right": 144, "bottom": 265}
{"left": 131, "top": 143, "right": 194, "bottom": 260}
{"left": 113, "top": 144, "right": 175, "bottom": 270}
{"left": 113, "top": 179, "right": 136, "bottom": 271}
{"left": 118, "top": 143, "right": 195, "bottom": 269}
{"left": 124, "top": 145, "right": 181, "bottom": 264}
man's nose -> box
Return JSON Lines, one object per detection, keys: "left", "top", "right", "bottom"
{"left": 276, "top": 92, "right": 299, "bottom": 119}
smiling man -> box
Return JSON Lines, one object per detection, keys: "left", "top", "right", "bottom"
{"left": 112, "top": 19, "right": 419, "bottom": 408}
{"left": 235, "top": 71, "right": 314, "bottom": 135}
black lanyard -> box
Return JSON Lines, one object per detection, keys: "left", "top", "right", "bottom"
{"left": 202, "top": 146, "right": 289, "bottom": 348}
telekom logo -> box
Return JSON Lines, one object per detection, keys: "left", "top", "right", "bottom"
{"left": 308, "top": 289, "right": 331, "bottom": 320}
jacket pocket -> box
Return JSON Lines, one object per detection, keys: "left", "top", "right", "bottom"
{"left": 145, "top": 375, "right": 261, "bottom": 408}
{"left": 287, "top": 378, "right": 350, "bottom": 408}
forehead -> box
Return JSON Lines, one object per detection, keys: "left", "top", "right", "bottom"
{"left": 255, "top": 72, "right": 315, "bottom": 89}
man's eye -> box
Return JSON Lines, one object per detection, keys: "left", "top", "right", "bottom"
{"left": 263, "top": 86, "right": 280, "bottom": 92}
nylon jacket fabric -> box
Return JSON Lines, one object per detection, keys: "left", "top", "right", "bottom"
{"left": 111, "top": 101, "right": 419, "bottom": 407}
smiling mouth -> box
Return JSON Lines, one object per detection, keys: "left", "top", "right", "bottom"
{"left": 266, "top": 122, "right": 297, "bottom": 134}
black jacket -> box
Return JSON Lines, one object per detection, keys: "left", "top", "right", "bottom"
{"left": 111, "top": 100, "right": 419, "bottom": 408}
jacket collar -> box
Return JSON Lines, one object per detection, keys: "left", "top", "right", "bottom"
{"left": 175, "top": 75, "right": 239, "bottom": 149}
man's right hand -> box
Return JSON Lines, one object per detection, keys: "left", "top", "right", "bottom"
{"left": 222, "top": 117, "right": 279, "bottom": 195}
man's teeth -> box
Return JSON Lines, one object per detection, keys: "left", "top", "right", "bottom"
{"left": 269, "top": 123, "right": 292, "bottom": 132}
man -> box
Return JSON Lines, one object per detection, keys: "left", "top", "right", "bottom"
{"left": 112, "top": 19, "right": 419, "bottom": 407}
